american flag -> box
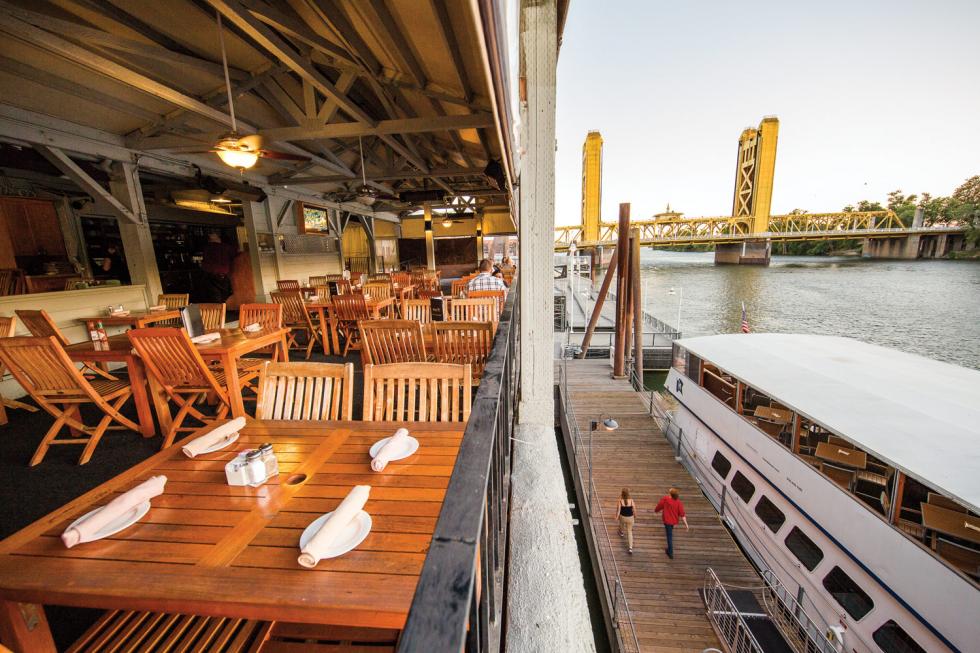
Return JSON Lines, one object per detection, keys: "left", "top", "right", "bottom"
{"left": 740, "top": 303, "right": 750, "bottom": 334}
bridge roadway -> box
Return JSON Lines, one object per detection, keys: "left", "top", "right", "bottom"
{"left": 561, "top": 358, "right": 762, "bottom": 652}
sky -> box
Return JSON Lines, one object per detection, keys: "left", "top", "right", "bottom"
{"left": 554, "top": 0, "right": 980, "bottom": 225}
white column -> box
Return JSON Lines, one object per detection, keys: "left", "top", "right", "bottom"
{"left": 507, "top": 2, "right": 595, "bottom": 652}
{"left": 108, "top": 162, "right": 162, "bottom": 304}
{"left": 241, "top": 200, "right": 271, "bottom": 301}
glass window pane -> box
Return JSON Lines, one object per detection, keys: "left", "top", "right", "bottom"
{"left": 731, "top": 471, "right": 755, "bottom": 503}
{"left": 822, "top": 566, "right": 874, "bottom": 620}
{"left": 686, "top": 353, "right": 701, "bottom": 382}
{"left": 755, "top": 495, "right": 786, "bottom": 533}
{"left": 785, "top": 526, "right": 824, "bottom": 571}
{"left": 872, "top": 620, "right": 926, "bottom": 653}
{"left": 672, "top": 344, "right": 687, "bottom": 376}
{"left": 711, "top": 451, "right": 732, "bottom": 479}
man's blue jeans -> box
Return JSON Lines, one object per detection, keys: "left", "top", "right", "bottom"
{"left": 664, "top": 524, "right": 674, "bottom": 558}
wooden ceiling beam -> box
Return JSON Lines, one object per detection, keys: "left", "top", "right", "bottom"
{"left": 259, "top": 113, "right": 493, "bottom": 143}
{"left": 270, "top": 167, "right": 485, "bottom": 186}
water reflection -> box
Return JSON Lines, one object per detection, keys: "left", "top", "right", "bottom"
{"left": 637, "top": 250, "right": 980, "bottom": 370}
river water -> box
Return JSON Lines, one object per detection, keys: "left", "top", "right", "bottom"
{"left": 632, "top": 251, "right": 980, "bottom": 370}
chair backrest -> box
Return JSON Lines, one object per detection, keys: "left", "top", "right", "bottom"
{"left": 432, "top": 321, "right": 494, "bottom": 379}
{"left": 312, "top": 284, "right": 332, "bottom": 302}
{"left": 467, "top": 290, "right": 505, "bottom": 315}
{"left": 336, "top": 279, "right": 353, "bottom": 295}
{"left": 449, "top": 298, "right": 498, "bottom": 324}
{"left": 0, "top": 315, "right": 15, "bottom": 339}
{"left": 369, "top": 273, "right": 391, "bottom": 282}
{"left": 402, "top": 299, "right": 432, "bottom": 323}
{"left": 417, "top": 289, "right": 443, "bottom": 300}
{"left": 127, "top": 328, "right": 225, "bottom": 393}
{"left": 15, "top": 309, "right": 68, "bottom": 345}
{"left": 276, "top": 279, "right": 301, "bottom": 292}
{"left": 0, "top": 336, "right": 95, "bottom": 399}
{"left": 332, "top": 293, "right": 370, "bottom": 322}
{"left": 270, "top": 291, "right": 313, "bottom": 327}
{"left": 359, "top": 320, "right": 427, "bottom": 365}
{"left": 364, "top": 282, "right": 392, "bottom": 301}
{"left": 158, "top": 293, "right": 190, "bottom": 310}
{"left": 308, "top": 275, "right": 327, "bottom": 287}
{"left": 0, "top": 269, "right": 15, "bottom": 296}
{"left": 323, "top": 274, "right": 344, "bottom": 283}
{"left": 198, "top": 303, "right": 226, "bottom": 331}
{"left": 391, "top": 272, "right": 411, "bottom": 287}
{"left": 239, "top": 303, "right": 283, "bottom": 330}
{"left": 821, "top": 462, "right": 855, "bottom": 490}
{"left": 450, "top": 279, "right": 468, "bottom": 297}
{"left": 363, "top": 362, "right": 471, "bottom": 422}
{"left": 257, "top": 361, "right": 353, "bottom": 421}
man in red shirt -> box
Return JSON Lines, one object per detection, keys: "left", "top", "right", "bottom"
{"left": 655, "top": 487, "right": 689, "bottom": 559}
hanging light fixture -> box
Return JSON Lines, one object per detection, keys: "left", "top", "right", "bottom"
{"left": 216, "top": 149, "right": 258, "bottom": 170}
{"left": 442, "top": 216, "right": 453, "bottom": 228}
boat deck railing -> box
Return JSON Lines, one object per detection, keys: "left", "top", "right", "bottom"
{"left": 703, "top": 567, "right": 768, "bottom": 653}
{"left": 558, "top": 357, "right": 642, "bottom": 653}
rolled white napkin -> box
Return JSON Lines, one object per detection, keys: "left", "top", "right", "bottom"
{"left": 182, "top": 416, "right": 246, "bottom": 458}
{"left": 191, "top": 332, "right": 220, "bottom": 344}
{"left": 298, "top": 485, "right": 370, "bottom": 568}
{"left": 61, "top": 475, "right": 167, "bottom": 548}
{"left": 371, "top": 428, "right": 410, "bottom": 472}
{"left": 148, "top": 304, "right": 166, "bottom": 311}
{"left": 242, "top": 323, "right": 261, "bottom": 333}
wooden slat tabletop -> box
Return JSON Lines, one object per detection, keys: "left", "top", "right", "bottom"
{"left": 0, "top": 420, "right": 463, "bottom": 630}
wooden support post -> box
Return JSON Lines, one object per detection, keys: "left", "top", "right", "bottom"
{"left": 891, "top": 472, "right": 906, "bottom": 525}
{"left": 423, "top": 202, "right": 436, "bottom": 271}
{"left": 241, "top": 200, "right": 271, "bottom": 302}
{"left": 476, "top": 216, "right": 484, "bottom": 263}
{"left": 612, "top": 203, "right": 631, "bottom": 378}
{"left": 630, "top": 228, "right": 643, "bottom": 384}
{"left": 361, "top": 216, "right": 378, "bottom": 274}
{"left": 577, "top": 248, "right": 618, "bottom": 358}
{"left": 108, "top": 162, "right": 163, "bottom": 305}
{"left": 792, "top": 414, "right": 803, "bottom": 453}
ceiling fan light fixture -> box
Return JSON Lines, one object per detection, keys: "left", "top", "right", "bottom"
{"left": 442, "top": 216, "right": 453, "bottom": 228}
{"left": 217, "top": 148, "right": 258, "bottom": 170}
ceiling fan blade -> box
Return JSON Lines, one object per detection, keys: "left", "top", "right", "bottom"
{"left": 238, "top": 134, "right": 264, "bottom": 151}
{"left": 259, "top": 149, "right": 310, "bottom": 161}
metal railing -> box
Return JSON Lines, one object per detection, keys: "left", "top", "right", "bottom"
{"left": 558, "top": 358, "right": 642, "bottom": 653}
{"left": 762, "top": 570, "right": 839, "bottom": 653}
{"left": 398, "top": 284, "right": 519, "bottom": 652}
{"left": 703, "top": 567, "right": 767, "bottom": 653}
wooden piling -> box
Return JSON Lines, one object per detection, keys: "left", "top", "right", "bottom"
{"left": 630, "top": 228, "right": 643, "bottom": 384}
{"left": 577, "top": 248, "right": 618, "bottom": 358}
{"left": 612, "top": 203, "right": 631, "bottom": 378}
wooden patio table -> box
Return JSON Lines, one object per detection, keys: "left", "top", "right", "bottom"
{"left": 63, "top": 335, "right": 160, "bottom": 437}
{"left": 76, "top": 309, "right": 182, "bottom": 332}
{"left": 921, "top": 503, "right": 980, "bottom": 548}
{"left": 814, "top": 441, "right": 867, "bottom": 470}
{"left": 306, "top": 297, "right": 395, "bottom": 355}
{"left": 0, "top": 419, "right": 464, "bottom": 652}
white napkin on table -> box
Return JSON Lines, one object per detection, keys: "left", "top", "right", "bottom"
{"left": 191, "top": 332, "right": 220, "bottom": 344}
{"left": 181, "top": 416, "right": 246, "bottom": 458}
{"left": 61, "top": 476, "right": 167, "bottom": 548}
{"left": 242, "top": 323, "right": 261, "bottom": 333}
{"left": 297, "top": 485, "right": 371, "bottom": 568}
{"left": 371, "top": 428, "right": 410, "bottom": 472}
{"left": 148, "top": 304, "right": 166, "bottom": 311}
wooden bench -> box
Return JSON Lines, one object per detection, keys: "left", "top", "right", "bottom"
{"left": 67, "top": 612, "right": 400, "bottom": 652}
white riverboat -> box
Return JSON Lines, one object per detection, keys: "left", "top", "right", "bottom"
{"left": 665, "top": 334, "right": 980, "bottom": 653}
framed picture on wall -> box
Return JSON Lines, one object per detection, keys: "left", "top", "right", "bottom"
{"left": 295, "top": 201, "right": 331, "bottom": 235}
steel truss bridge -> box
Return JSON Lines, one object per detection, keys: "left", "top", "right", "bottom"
{"left": 553, "top": 210, "right": 967, "bottom": 250}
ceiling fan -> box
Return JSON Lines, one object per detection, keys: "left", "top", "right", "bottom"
{"left": 328, "top": 137, "right": 398, "bottom": 205}
{"left": 187, "top": 14, "right": 309, "bottom": 171}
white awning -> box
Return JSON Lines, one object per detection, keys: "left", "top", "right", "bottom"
{"left": 677, "top": 333, "right": 980, "bottom": 513}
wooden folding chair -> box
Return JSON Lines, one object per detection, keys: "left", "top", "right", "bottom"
{"left": 359, "top": 320, "right": 429, "bottom": 366}
{"left": 15, "top": 309, "right": 116, "bottom": 380}
{"left": 363, "top": 362, "right": 471, "bottom": 422}
{"left": 270, "top": 291, "right": 321, "bottom": 360}
{"left": 313, "top": 284, "right": 332, "bottom": 302}
{"left": 197, "top": 303, "right": 226, "bottom": 331}
{"left": 467, "top": 289, "right": 506, "bottom": 315}
{"left": 368, "top": 273, "right": 391, "bottom": 282}
{"left": 336, "top": 279, "right": 354, "bottom": 295}
{"left": 449, "top": 298, "right": 499, "bottom": 326}
{"left": 332, "top": 293, "right": 371, "bottom": 357}
{"left": 257, "top": 361, "right": 354, "bottom": 420}
{"left": 401, "top": 299, "right": 432, "bottom": 324}
{"left": 238, "top": 303, "right": 283, "bottom": 359}
{"left": 417, "top": 289, "right": 443, "bottom": 300}
{"left": 450, "top": 279, "right": 469, "bottom": 297}
{"left": 432, "top": 321, "right": 495, "bottom": 384}
{"left": 308, "top": 275, "right": 328, "bottom": 287}
{"left": 391, "top": 272, "right": 411, "bottom": 287}
{"left": 364, "top": 282, "right": 394, "bottom": 317}
{"left": 0, "top": 316, "right": 38, "bottom": 425}
{"left": 277, "top": 279, "right": 301, "bottom": 292}
{"left": 0, "top": 336, "right": 138, "bottom": 465}
{"left": 157, "top": 293, "right": 189, "bottom": 327}
{"left": 128, "top": 328, "right": 260, "bottom": 448}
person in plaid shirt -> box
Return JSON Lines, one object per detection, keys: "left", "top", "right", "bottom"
{"left": 466, "top": 259, "right": 508, "bottom": 295}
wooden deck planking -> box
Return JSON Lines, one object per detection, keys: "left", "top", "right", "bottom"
{"left": 562, "top": 359, "right": 761, "bottom": 652}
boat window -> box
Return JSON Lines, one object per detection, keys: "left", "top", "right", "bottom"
{"left": 822, "top": 566, "right": 873, "bottom": 620}
{"left": 730, "top": 471, "right": 755, "bottom": 503}
{"left": 686, "top": 353, "right": 701, "bottom": 382}
{"left": 785, "top": 527, "right": 823, "bottom": 571}
{"left": 754, "top": 495, "right": 786, "bottom": 533}
{"left": 711, "top": 451, "right": 732, "bottom": 479}
{"left": 671, "top": 344, "right": 687, "bottom": 377}
{"left": 703, "top": 364, "right": 737, "bottom": 408}
{"left": 872, "top": 620, "right": 926, "bottom": 653}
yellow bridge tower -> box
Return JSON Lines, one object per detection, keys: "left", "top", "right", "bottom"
{"left": 581, "top": 131, "right": 603, "bottom": 243}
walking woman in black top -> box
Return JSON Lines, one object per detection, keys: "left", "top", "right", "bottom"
{"left": 617, "top": 487, "right": 636, "bottom": 554}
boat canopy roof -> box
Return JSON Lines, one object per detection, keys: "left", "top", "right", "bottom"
{"left": 676, "top": 334, "right": 980, "bottom": 513}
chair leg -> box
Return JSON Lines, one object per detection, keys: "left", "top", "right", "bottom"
{"left": 30, "top": 410, "right": 71, "bottom": 466}
{"left": 78, "top": 412, "right": 114, "bottom": 465}
{"left": 163, "top": 393, "right": 203, "bottom": 449}
{"left": 0, "top": 395, "right": 7, "bottom": 426}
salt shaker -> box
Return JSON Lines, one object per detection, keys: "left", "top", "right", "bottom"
{"left": 244, "top": 450, "right": 267, "bottom": 487}
{"left": 258, "top": 443, "right": 279, "bottom": 478}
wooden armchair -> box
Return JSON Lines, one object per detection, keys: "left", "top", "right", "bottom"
{"left": 449, "top": 297, "right": 499, "bottom": 325}
{"left": 15, "top": 309, "right": 115, "bottom": 380}
{"left": 467, "top": 289, "right": 506, "bottom": 315}
{"left": 257, "top": 361, "right": 354, "bottom": 420}
{"left": 276, "top": 279, "right": 301, "bottom": 292}
{"left": 197, "top": 303, "right": 226, "bottom": 331}
{"left": 402, "top": 299, "right": 432, "bottom": 323}
{"left": 128, "top": 328, "right": 260, "bottom": 448}
{"left": 308, "top": 275, "right": 328, "bottom": 287}
{"left": 391, "top": 272, "right": 411, "bottom": 287}
{"left": 363, "top": 362, "right": 471, "bottom": 423}
{"left": 157, "top": 293, "right": 189, "bottom": 327}
{"left": 432, "top": 321, "right": 495, "bottom": 383}
{"left": 359, "top": 320, "right": 428, "bottom": 366}
{"left": 450, "top": 279, "right": 468, "bottom": 297}
{"left": 312, "top": 284, "right": 332, "bottom": 302}
{"left": 332, "top": 293, "right": 371, "bottom": 357}
{"left": 0, "top": 336, "right": 139, "bottom": 465}
{"left": 0, "top": 315, "right": 38, "bottom": 425}
{"left": 238, "top": 303, "right": 284, "bottom": 358}
{"left": 271, "top": 291, "right": 321, "bottom": 360}
{"left": 336, "top": 279, "right": 354, "bottom": 295}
